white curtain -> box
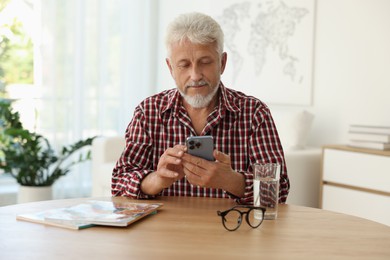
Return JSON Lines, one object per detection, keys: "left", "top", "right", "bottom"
{"left": 34, "top": 0, "right": 159, "bottom": 198}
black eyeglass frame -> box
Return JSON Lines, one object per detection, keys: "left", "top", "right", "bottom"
{"left": 217, "top": 205, "right": 266, "bottom": 231}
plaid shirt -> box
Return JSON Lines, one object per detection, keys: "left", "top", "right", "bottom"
{"left": 112, "top": 83, "right": 289, "bottom": 204}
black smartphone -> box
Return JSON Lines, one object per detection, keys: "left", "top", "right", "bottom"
{"left": 186, "top": 136, "right": 214, "bottom": 161}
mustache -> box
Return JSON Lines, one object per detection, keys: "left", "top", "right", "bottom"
{"left": 186, "top": 80, "right": 209, "bottom": 88}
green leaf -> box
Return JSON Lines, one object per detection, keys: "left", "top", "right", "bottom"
{"left": 0, "top": 99, "right": 97, "bottom": 186}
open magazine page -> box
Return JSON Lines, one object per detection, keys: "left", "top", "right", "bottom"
{"left": 16, "top": 209, "right": 94, "bottom": 230}
{"left": 17, "top": 200, "right": 163, "bottom": 229}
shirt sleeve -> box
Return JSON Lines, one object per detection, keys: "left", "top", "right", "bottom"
{"left": 111, "top": 106, "right": 156, "bottom": 199}
{"left": 239, "top": 105, "right": 290, "bottom": 204}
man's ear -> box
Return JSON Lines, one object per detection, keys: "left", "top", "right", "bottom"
{"left": 166, "top": 58, "right": 174, "bottom": 77}
{"left": 220, "top": 52, "right": 227, "bottom": 74}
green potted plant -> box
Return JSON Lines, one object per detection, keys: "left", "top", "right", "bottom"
{"left": 0, "top": 100, "right": 96, "bottom": 202}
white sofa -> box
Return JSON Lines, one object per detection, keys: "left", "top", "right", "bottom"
{"left": 92, "top": 136, "right": 322, "bottom": 207}
{"left": 91, "top": 136, "right": 125, "bottom": 197}
{"left": 283, "top": 147, "right": 322, "bottom": 207}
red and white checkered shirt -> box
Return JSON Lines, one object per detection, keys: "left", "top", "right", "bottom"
{"left": 112, "top": 83, "right": 290, "bottom": 204}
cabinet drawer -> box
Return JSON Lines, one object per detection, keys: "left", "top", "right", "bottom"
{"left": 323, "top": 149, "right": 390, "bottom": 193}
{"left": 322, "top": 185, "right": 390, "bottom": 226}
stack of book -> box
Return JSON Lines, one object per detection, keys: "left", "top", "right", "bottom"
{"left": 347, "top": 125, "right": 390, "bottom": 151}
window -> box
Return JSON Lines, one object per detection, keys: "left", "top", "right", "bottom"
{"left": 0, "top": 0, "right": 159, "bottom": 199}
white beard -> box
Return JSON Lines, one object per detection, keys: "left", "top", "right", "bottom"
{"left": 179, "top": 82, "right": 219, "bottom": 109}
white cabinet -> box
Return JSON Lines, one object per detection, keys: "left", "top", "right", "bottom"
{"left": 320, "top": 145, "right": 390, "bottom": 226}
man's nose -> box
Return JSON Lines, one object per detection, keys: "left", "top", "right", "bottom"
{"left": 189, "top": 65, "right": 203, "bottom": 81}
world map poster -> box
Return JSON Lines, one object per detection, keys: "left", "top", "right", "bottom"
{"left": 211, "top": 0, "right": 316, "bottom": 105}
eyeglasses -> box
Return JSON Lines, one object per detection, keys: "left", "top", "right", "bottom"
{"left": 217, "top": 205, "right": 266, "bottom": 231}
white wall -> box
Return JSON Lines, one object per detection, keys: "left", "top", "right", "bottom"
{"left": 309, "top": 0, "right": 390, "bottom": 146}
{"left": 155, "top": 0, "right": 390, "bottom": 148}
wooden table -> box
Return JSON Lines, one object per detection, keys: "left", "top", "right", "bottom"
{"left": 0, "top": 197, "right": 389, "bottom": 259}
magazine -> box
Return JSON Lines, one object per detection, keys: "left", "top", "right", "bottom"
{"left": 17, "top": 209, "right": 93, "bottom": 230}
{"left": 348, "top": 132, "right": 390, "bottom": 143}
{"left": 349, "top": 125, "right": 390, "bottom": 135}
{"left": 348, "top": 140, "right": 390, "bottom": 151}
{"left": 16, "top": 200, "right": 163, "bottom": 230}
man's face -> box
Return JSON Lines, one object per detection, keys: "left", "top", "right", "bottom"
{"left": 166, "top": 40, "right": 227, "bottom": 108}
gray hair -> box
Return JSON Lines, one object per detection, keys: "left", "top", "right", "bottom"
{"left": 165, "top": 12, "right": 224, "bottom": 58}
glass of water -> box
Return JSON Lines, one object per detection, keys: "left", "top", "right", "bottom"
{"left": 253, "top": 163, "right": 280, "bottom": 220}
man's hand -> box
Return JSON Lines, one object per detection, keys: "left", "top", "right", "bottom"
{"left": 140, "top": 145, "right": 186, "bottom": 195}
{"left": 182, "top": 150, "right": 245, "bottom": 198}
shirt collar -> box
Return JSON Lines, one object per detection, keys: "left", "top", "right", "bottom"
{"left": 218, "top": 82, "right": 241, "bottom": 114}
